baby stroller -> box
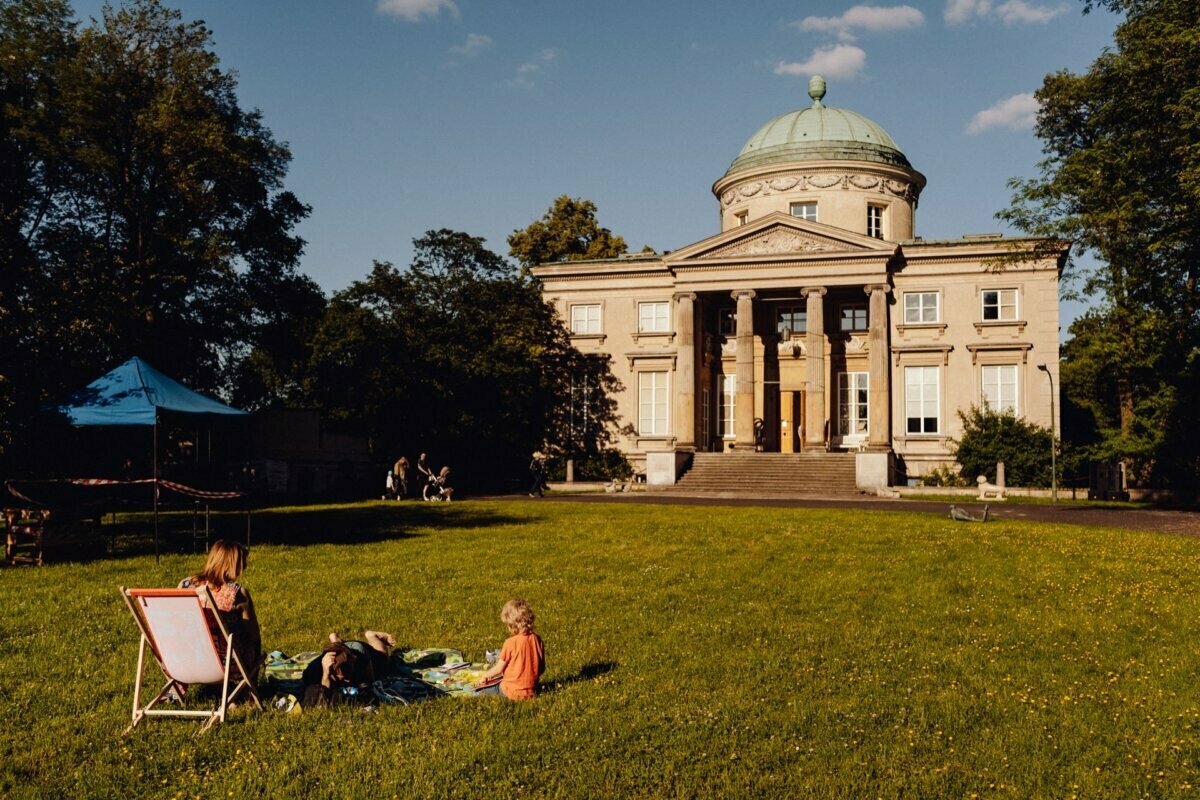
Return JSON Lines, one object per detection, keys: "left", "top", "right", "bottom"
{"left": 423, "top": 470, "right": 453, "bottom": 502}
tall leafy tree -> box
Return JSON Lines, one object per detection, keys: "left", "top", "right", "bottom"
{"left": 0, "top": 0, "right": 315, "bottom": 460}
{"left": 1000, "top": 0, "right": 1200, "bottom": 488}
{"left": 507, "top": 195, "right": 628, "bottom": 273}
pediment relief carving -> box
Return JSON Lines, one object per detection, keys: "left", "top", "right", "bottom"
{"left": 701, "top": 228, "right": 842, "bottom": 259}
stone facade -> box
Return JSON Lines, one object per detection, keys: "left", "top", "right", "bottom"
{"left": 532, "top": 83, "right": 1064, "bottom": 485}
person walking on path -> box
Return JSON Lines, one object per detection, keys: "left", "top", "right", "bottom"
{"left": 528, "top": 452, "right": 547, "bottom": 498}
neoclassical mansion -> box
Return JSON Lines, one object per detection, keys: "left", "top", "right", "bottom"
{"left": 532, "top": 77, "right": 1064, "bottom": 489}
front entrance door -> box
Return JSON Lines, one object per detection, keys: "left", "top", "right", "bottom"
{"left": 780, "top": 390, "right": 806, "bottom": 452}
{"left": 836, "top": 372, "right": 869, "bottom": 448}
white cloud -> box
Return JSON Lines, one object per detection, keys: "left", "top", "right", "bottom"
{"left": 945, "top": 0, "right": 1064, "bottom": 24}
{"left": 966, "top": 92, "right": 1039, "bottom": 134}
{"left": 376, "top": 0, "right": 458, "bottom": 22}
{"left": 449, "top": 33, "right": 492, "bottom": 57}
{"left": 945, "top": 0, "right": 990, "bottom": 24}
{"left": 775, "top": 44, "right": 867, "bottom": 81}
{"left": 507, "top": 48, "right": 559, "bottom": 89}
{"left": 795, "top": 5, "right": 925, "bottom": 42}
{"left": 995, "top": 0, "right": 1066, "bottom": 23}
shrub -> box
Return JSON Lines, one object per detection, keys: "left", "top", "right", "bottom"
{"left": 953, "top": 405, "right": 1057, "bottom": 488}
{"left": 918, "top": 465, "right": 971, "bottom": 488}
{"left": 545, "top": 450, "right": 632, "bottom": 482}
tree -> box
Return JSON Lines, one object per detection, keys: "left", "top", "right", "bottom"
{"left": 507, "top": 195, "right": 627, "bottom": 272}
{"left": 0, "top": 0, "right": 312, "bottom": 462}
{"left": 999, "top": 0, "right": 1200, "bottom": 489}
{"left": 953, "top": 405, "right": 1057, "bottom": 488}
{"left": 303, "top": 231, "right": 625, "bottom": 489}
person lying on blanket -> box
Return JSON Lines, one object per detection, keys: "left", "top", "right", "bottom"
{"left": 474, "top": 599, "right": 544, "bottom": 700}
{"left": 300, "top": 630, "right": 395, "bottom": 708}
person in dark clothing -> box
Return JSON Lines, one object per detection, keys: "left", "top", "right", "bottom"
{"left": 528, "top": 451, "right": 547, "bottom": 497}
{"left": 394, "top": 456, "right": 410, "bottom": 499}
{"left": 300, "top": 630, "right": 394, "bottom": 708}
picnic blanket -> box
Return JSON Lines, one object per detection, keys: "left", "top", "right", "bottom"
{"left": 264, "top": 646, "right": 495, "bottom": 707}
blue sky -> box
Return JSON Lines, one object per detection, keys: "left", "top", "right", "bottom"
{"left": 76, "top": 0, "right": 1119, "bottom": 328}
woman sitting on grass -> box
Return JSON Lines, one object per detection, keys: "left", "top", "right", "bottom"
{"left": 178, "top": 540, "right": 263, "bottom": 677}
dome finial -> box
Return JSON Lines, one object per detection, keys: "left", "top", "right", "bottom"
{"left": 808, "top": 75, "right": 827, "bottom": 108}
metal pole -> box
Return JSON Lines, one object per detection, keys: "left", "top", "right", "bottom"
{"left": 1038, "top": 363, "right": 1057, "bottom": 504}
{"left": 153, "top": 417, "right": 159, "bottom": 562}
{"left": 1049, "top": 370, "right": 1057, "bottom": 503}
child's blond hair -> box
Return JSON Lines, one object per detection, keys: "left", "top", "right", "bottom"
{"left": 501, "top": 599, "right": 536, "bottom": 634}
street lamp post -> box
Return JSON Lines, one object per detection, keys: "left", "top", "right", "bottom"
{"left": 1037, "top": 362, "right": 1057, "bottom": 503}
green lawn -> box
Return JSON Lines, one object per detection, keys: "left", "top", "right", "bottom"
{"left": 2, "top": 500, "right": 1199, "bottom": 799}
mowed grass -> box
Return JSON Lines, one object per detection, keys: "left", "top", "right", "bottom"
{"left": 3, "top": 500, "right": 1200, "bottom": 799}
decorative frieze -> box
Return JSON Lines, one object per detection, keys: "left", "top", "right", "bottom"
{"left": 706, "top": 230, "right": 840, "bottom": 258}
{"left": 719, "top": 172, "right": 919, "bottom": 208}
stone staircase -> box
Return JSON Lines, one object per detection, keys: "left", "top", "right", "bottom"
{"left": 671, "top": 451, "right": 860, "bottom": 495}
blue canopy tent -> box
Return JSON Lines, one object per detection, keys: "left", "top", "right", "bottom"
{"left": 54, "top": 356, "right": 251, "bottom": 561}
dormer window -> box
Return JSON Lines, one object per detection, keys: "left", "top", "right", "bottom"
{"left": 735, "top": 211, "right": 749, "bottom": 226}
{"left": 790, "top": 202, "right": 818, "bottom": 222}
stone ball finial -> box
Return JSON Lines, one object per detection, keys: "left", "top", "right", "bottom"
{"left": 808, "top": 75, "right": 827, "bottom": 107}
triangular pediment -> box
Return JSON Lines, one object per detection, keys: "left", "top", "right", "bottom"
{"left": 664, "top": 212, "right": 896, "bottom": 263}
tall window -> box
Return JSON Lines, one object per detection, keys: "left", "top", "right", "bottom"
{"left": 903, "top": 292, "right": 939, "bottom": 324}
{"left": 776, "top": 306, "right": 807, "bottom": 336}
{"left": 905, "top": 366, "right": 940, "bottom": 434}
{"left": 702, "top": 387, "right": 711, "bottom": 446}
{"left": 735, "top": 211, "right": 749, "bottom": 226}
{"left": 982, "top": 365, "right": 1018, "bottom": 414}
{"left": 719, "top": 374, "right": 736, "bottom": 438}
{"left": 790, "top": 202, "right": 818, "bottom": 221}
{"left": 570, "top": 304, "right": 601, "bottom": 334}
{"left": 867, "top": 205, "right": 884, "bottom": 239}
{"left": 981, "top": 288, "right": 1019, "bottom": 321}
{"left": 638, "top": 372, "right": 669, "bottom": 436}
{"left": 841, "top": 304, "right": 868, "bottom": 332}
{"left": 719, "top": 308, "right": 737, "bottom": 337}
{"left": 638, "top": 301, "right": 670, "bottom": 333}
{"left": 838, "top": 372, "right": 869, "bottom": 438}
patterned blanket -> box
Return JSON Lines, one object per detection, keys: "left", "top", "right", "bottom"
{"left": 264, "top": 646, "right": 494, "bottom": 706}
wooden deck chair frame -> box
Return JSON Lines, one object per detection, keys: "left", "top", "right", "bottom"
{"left": 121, "top": 586, "right": 262, "bottom": 733}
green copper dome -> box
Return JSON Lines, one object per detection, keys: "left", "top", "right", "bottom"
{"left": 725, "top": 76, "right": 911, "bottom": 177}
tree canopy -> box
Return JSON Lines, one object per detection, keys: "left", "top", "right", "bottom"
{"left": 0, "top": 0, "right": 321, "bottom": 459}
{"left": 301, "top": 230, "right": 625, "bottom": 487}
{"left": 1000, "top": 0, "right": 1200, "bottom": 489}
{"left": 507, "top": 195, "right": 628, "bottom": 271}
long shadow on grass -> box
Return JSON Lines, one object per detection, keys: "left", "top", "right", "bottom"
{"left": 95, "top": 502, "right": 532, "bottom": 560}
{"left": 542, "top": 661, "right": 618, "bottom": 693}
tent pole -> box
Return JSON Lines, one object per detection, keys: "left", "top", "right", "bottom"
{"left": 153, "top": 415, "right": 159, "bottom": 563}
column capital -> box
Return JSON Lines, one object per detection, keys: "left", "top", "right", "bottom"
{"left": 672, "top": 291, "right": 698, "bottom": 302}
{"left": 800, "top": 286, "right": 827, "bottom": 298}
{"left": 731, "top": 289, "right": 757, "bottom": 302}
{"left": 864, "top": 283, "right": 892, "bottom": 296}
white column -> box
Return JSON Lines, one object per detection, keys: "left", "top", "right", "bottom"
{"left": 865, "top": 283, "right": 891, "bottom": 450}
{"left": 802, "top": 286, "right": 827, "bottom": 449}
{"left": 673, "top": 292, "right": 697, "bottom": 450}
{"left": 732, "top": 289, "right": 756, "bottom": 448}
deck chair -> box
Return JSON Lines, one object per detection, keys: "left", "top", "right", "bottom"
{"left": 120, "top": 587, "right": 263, "bottom": 732}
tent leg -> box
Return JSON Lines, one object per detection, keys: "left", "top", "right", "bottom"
{"left": 153, "top": 421, "right": 159, "bottom": 564}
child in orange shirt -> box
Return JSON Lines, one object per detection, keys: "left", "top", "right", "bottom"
{"left": 475, "top": 599, "right": 545, "bottom": 700}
